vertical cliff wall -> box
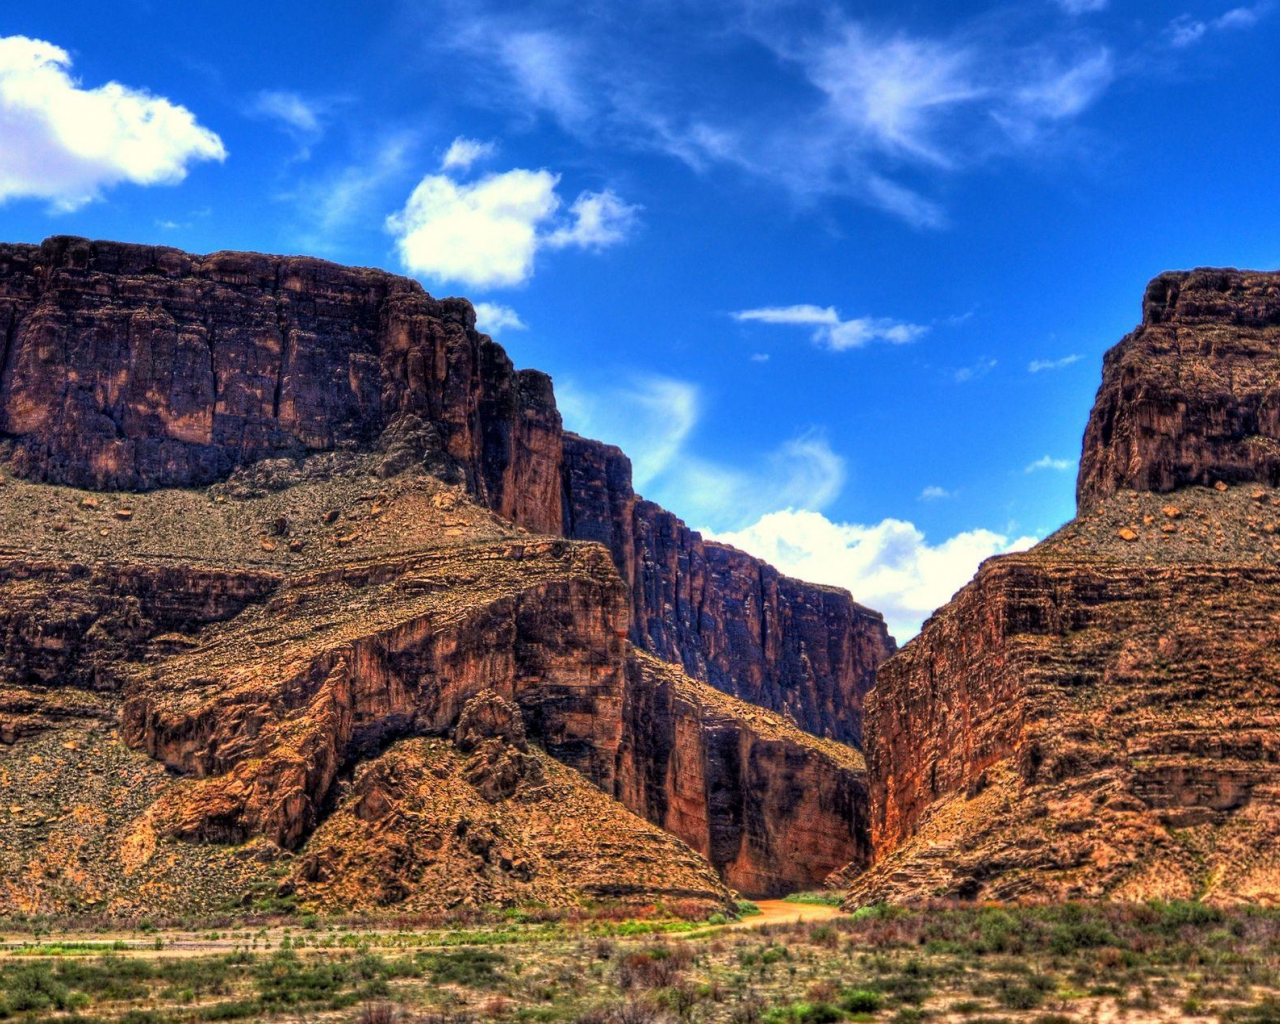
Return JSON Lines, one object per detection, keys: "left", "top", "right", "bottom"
{"left": 561, "top": 433, "right": 895, "bottom": 744}
{"left": 1078, "top": 268, "right": 1280, "bottom": 509}
{"left": 0, "top": 236, "right": 564, "bottom": 532}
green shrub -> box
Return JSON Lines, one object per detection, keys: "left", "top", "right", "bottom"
{"left": 840, "top": 990, "right": 883, "bottom": 1013}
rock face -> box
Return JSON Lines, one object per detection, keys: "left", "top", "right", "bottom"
{"left": 0, "top": 236, "right": 564, "bottom": 532}
{"left": 1078, "top": 268, "right": 1280, "bottom": 509}
{"left": 562, "top": 434, "right": 894, "bottom": 744}
{"left": 854, "top": 267, "right": 1280, "bottom": 906}
{"left": 620, "top": 652, "right": 870, "bottom": 895}
{"left": 0, "top": 237, "right": 892, "bottom": 747}
{"left": 0, "top": 454, "right": 864, "bottom": 911}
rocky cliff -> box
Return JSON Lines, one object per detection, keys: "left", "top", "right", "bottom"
{"left": 561, "top": 433, "right": 894, "bottom": 743}
{"left": 0, "top": 443, "right": 865, "bottom": 913}
{"left": 852, "top": 268, "right": 1280, "bottom": 905}
{"left": 1078, "top": 268, "right": 1280, "bottom": 509}
{"left": 0, "top": 237, "right": 892, "bottom": 746}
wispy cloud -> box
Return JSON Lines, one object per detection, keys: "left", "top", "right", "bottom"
{"left": 920, "top": 485, "right": 954, "bottom": 501}
{"left": 557, "top": 374, "right": 844, "bottom": 530}
{"left": 441, "top": 136, "right": 497, "bottom": 171}
{"left": 1028, "top": 353, "right": 1081, "bottom": 372}
{"left": 954, "top": 357, "right": 998, "bottom": 383}
{"left": 422, "top": 4, "right": 1125, "bottom": 227}
{"left": 1167, "top": 3, "right": 1271, "bottom": 47}
{"left": 249, "top": 90, "right": 324, "bottom": 156}
{"left": 733, "top": 304, "right": 928, "bottom": 351}
{"left": 1025, "top": 454, "right": 1072, "bottom": 472}
{"left": 1055, "top": 0, "right": 1108, "bottom": 14}
{"left": 285, "top": 133, "right": 415, "bottom": 251}
{"left": 0, "top": 34, "right": 225, "bottom": 210}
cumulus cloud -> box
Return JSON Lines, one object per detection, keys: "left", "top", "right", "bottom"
{"left": 0, "top": 34, "right": 225, "bottom": 209}
{"left": 920, "top": 485, "right": 953, "bottom": 501}
{"left": 473, "top": 301, "right": 526, "bottom": 335}
{"left": 1028, "top": 354, "right": 1081, "bottom": 372}
{"left": 1025, "top": 455, "right": 1072, "bottom": 472}
{"left": 712, "top": 510, "right": 1037, "bottom": 641}
{"left": 387, "top": 167, "right": 636, "bottom": 288}
{"left": 734, "top": 305, "right": 928, "bottom": 352}
{"left": 547, "top": 190, "right": 640, "bottom": 249}
{"left": 441, "top": 136, "right": 497, "bottom": 171}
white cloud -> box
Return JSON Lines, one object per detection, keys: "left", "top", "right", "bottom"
{"left": 1167, "top": 4, "right": 1270, "bottom": 47}
{"left": 1028, "top": 353, "right": 1081, "bottom": 372}
{"left": 750, "top": 353, "right": 770, "bottom": 363}
{"left": 473, "top": 301, "right": 526, "bottom": 335}
{"left": 0, "top": 35, "right": 225, "bottom": 210}
{"left": 920, "top": 485, "right": 953, "bottom": 501}
{"left": 387, "top": 167, "right": 636, "bottom": 289}
{"left": 547, "top": 190, "right": 640, "bottom": 249}
{"left": 711, "top": 510, "right": 1037, "bottom": 640}
{"left": 803, "top": 24, "right": 985, "bottom": 168}
{"left": 1025, "top": 455, "right": 1072, "bottom": 472}
{"left": 953, "top": 357, "right": 997, "bottom": 383}
{"left": 734, "top": 304, "right": 928, "bottom": 352}
{"left": 442, "top": 136, "right": 497, "bottom": 171}
{"left": 1055, "top": 0, "right": 1108, "bottom": 14}
{"left": 250, "top": 90, "right": 322, "bottom": 138}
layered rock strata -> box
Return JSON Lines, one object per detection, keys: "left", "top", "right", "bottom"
{"left": 561, "top": 433, "right": 894, "bottom": 743}
{"left": 0, "top": 460, "right": 864, "bottom": 911}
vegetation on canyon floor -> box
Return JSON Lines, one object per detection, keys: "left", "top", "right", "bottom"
{"left": 5, "top": 901, "right": 1280, "bottom": 1022}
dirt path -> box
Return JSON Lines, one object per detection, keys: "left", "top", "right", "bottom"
{"left": 727, "top": 899, "right": 846, "bottom": 929}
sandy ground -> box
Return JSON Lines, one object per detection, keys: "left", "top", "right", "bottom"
{"left": 727, "top": 900, "right": 844, "bottom": 929}
{"left": 0, "top": 901, "right": 847, "bottom": 960}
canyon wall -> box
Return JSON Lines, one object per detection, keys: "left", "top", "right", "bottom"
{"left": 561, "top": 433, "right": 894, "bottom": 743}
{"left": 0, "top": 237, "right": 892, "bottom": 745}
{"left": 0, "top": 235, "right": 564, "bottom": 532}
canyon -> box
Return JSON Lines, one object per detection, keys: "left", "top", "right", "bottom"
{"left": 0, "top": 236, "right": 883, "bottom": 915}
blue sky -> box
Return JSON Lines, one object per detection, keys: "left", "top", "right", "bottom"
{"left": 2, "top": 0, "right": 1277, "bottom": 638}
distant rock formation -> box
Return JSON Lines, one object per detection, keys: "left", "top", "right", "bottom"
{"left": 851, "top": 268, "right": 1280, "bottom": 905}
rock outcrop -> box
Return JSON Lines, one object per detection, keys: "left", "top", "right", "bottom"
{"left": 0, "top": 237, "right": 892, "bottom": 747}
{"left": 1078, "top": 268, "right": 1280, "bottom": 509}
{"left": 853, "top": 268, "right": 1280, "bottom": 906}
{"left": 620, "top": 652, "right": 869, "bottom": 895}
